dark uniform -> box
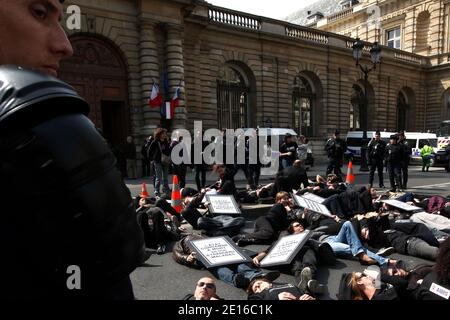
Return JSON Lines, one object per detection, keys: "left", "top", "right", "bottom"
{"left": 385, "top": 135, "right": 405, "bottom": 192}
{"left": 0, "top": 66, "right": 144, "bottom": 299}
{"left": 367, "top": 134, "right": 387, "bottom": 188}
{"left": 325, "top": 131, "right": 347, "bottom": 178}
{"left": 398, "top": 134, "right": 411, "bottom": 189}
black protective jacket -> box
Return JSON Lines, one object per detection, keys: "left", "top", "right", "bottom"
{"left": 0, "top": 66, "right": 144, "bottom": 299}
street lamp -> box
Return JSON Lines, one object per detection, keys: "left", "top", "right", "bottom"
{"left": 352, "top": 38, "right": 381, "bottom": 171}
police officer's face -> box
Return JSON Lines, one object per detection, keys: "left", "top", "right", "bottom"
{"left": 375, "top": 134, "right": 380, "bottom": 140}
{"left": 0, "top": 0, "right": 73, "bottom": 77}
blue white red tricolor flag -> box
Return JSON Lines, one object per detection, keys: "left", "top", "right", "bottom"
{"left": 149, "top": 83, "right": 163, "bottom": 108}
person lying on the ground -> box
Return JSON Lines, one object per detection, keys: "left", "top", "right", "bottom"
{"left": 180, "top": 189, "right": 245, "bottom": 237}
{"left": 296, "top": 182, "right": 342, "bottom": 199}
{"left": 271, "top": 160, "right": 309, "bottom": 197}
{"left": 356, "top": 215, "right": 440, "bottom": 261}
{"left": 172, "top": 234, "right": 280, "bottom": 289}
{"left": 136, "top": 195, "right": 181, "bottom": 254}
{"left": 235, "top": 183, "right": 275, "bottom": 204}
{"left": 233, "top": 192, "right": 296, "bottom": 246}
{"left": 317, "top": 221, "right": 398, "bottom": 267}
{"left": 415, "top": 237, "right": 450, "bottom": 300}
{"left": 247, "top": 277, "right": 316, "bottom": 300}
{"left": 251, "top": 220, "right": 333, "bottom": 296}
{"left": 183, "top": 277, "right": 222, "bottom": 300}
{"left": 211, "top": 164, "right": 239, "bottom": 202}
{"left": 323, "top": 188, "right": 368, "bottom": 219}
{"left": 297, "top": 207, "right": 342, "bottom": 235}
{"left": 341, "top": 271, "right": 403, "bottom": 300}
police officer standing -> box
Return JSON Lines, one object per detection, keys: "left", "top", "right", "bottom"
{"left": 385, "top": 134, "right": 404, "bottom": 192}
{"left": 324, "top": 130, "right": 347, "bottom": 178}
{"left": 367, "top": 131, "right": 386, "bottom": 188}
{"left": 398, "top": 131, "right": 411, "bottom": 189}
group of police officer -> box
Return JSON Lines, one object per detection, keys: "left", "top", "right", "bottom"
{"left": 325, "top": 130, "right": 411, "bottom": 192}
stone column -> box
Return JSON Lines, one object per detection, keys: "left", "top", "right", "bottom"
{"left": 166, "top": 24, "right": 186, "bottom": 129}
{"left": 139, "top": 20, "right": 161, "bottom": 136}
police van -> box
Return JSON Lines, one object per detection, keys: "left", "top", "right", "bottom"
{"left": 402, "top": 132, "right": 438, "bottom": 164}
{"left": 346, "top": 131, "right": 394, "bottom": 160}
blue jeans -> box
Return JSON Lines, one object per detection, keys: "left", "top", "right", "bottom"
{"left": 396, "top": 192, "right": 414, "bottom": 203}
{"left": 198, "top": 215, "right": 245, "bottom": 235}
{"left": 210, "top": 263, "right": 262, "bottom": 286}
{"left": 281, "top": 158, "right": 293, "bottom": 169}
{"left": 324, "top": 221, "right": 388, "bottom": 266}
{"left": 154, "top": 162, "right": 170, "bottom": 197}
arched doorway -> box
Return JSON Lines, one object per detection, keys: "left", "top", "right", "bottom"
{"left": 396, "top": 88, "right": 416, "bottom": 131}
{"left": 397, "top": 91, "right": 408, "bottom": 131}
{"left": 291, "top": 71, "right": 323, "bottom": 137}
{"left": 350, "top": 80, "right": 375, "bottom": 130}
{"left": 216, "top": 62, "right": 255, "bottom": 129}
{"left": 292, "top": 75, "right": 314, "bottom": 136}
{"left": 442, "top": 89, "right": 450, "bottom": 119}
{"left": 59, "top": 35, "right": 130, "bottom": 148}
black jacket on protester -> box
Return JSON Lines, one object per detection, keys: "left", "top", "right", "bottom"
{"left": 0, "top": 66, "right": 144, "bottom": 299}
{"left": 180, "top": 193, "right": 205, "bottom": 229}
{"left": 415, "top": 271, "right": 450, "bottom": 300}
{"left": 148, "top": 139, "right": 170, "bottom": 163}
{"left": 266, "top": 203, "right": 292, "bottom": 233}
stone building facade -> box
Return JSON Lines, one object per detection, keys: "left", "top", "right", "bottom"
{"left": 59, "top": 0, "right": 449, "bottom": 165}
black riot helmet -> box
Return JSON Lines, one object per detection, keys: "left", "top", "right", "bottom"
{"left": 0, "top": 65, "right": 89, "bottom": 129}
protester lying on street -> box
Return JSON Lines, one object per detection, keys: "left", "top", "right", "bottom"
{"left": 271, "top": 160, "right": 309, "bottom": 197}
{"left": 183, "top": 277, "right": 222, "bottom": 300}
{"left": 180, "top": 189, "right": 245, "bottom": 237}
{"left": 356, "top": 214, "right": 440, "bottom": 261}
{"left": 415, "top": 237, "right": 450, "bottom": 300}
{"left": 233, "top": 192, "right": 296, "bottom": 246}
{"left": 211, "top": 164, "right": 239, "bottom": 202}
{"left": 136, "top": 195, "right": 182, "bottom": 254}
{"left": 251, "top": 221, "right": 332, "bottom": 296}
{"left": 339, "top": 271, "right": 403, "bottom": 300}
{"left": 235, "top": 183, "right": 276, "bottom": 204}
{"left": 247, "top": 277, "right": 316, "bottom": 300}
{"left": 173, "top": 234, "right": 280, "bottom": 289}
{"left": 317, "top": 221, "right": 398, "bottom": 267}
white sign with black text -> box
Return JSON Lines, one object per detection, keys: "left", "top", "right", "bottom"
{"left": 260, "top": 230, "right": 312, "bottom": 267}
{"left": 293, "top": 194, "right": 334, "bottom": 218}
{"left": 188, "top": 236, "right": 251, "bottom": 268}
{"left": 206, "top": 195, "right": 241, "bottom": 215}
{"left": 381, "top": 199, "right": 422, "bottom": 212}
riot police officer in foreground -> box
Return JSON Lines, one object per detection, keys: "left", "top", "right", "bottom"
{"left": 325, "top": 130, "right": 347, "bottom": 179}
{"left": 367, "top": 130, "right": 386, "bottom": 188}
{"left": 385, "top": 134, "right": 404, "bottom": 192}
{"left": 0, "top": 0, "right": 144, "bottom": 299}
{"left": 398, "top": 131, "right": 411, "bottom": 190}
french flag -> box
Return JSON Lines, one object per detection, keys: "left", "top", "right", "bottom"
{"left": 170, "top": 86, "right": 181, "bottom": 110}
{"left": 149, "top": 83, "right": 163, "bottom": 108}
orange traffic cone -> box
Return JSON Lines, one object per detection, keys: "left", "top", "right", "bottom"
{"left": 346, "top": 161, "right": 355, "bottom": 186}
{"left": 140, "top": 182, "right": 150, "bottom": 198}
{"left": 171, "top": 175, "right": 182, "bottom": 213}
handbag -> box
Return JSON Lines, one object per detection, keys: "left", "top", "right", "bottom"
{"left": 158, "top": 141, "right": 171, "bottom": 166}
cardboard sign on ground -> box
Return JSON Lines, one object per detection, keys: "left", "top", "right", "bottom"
{"left": 260, "top": 230, "right": 312, "bottom": 267}
{"left": 293, "top": 194, "right": 334, "bottom": 218}
{"left": 188, "top": 236, "right": 251, "bottom": 268}
{"left": 381, "top": 199, "right": 423, "bottom": 212}
{"left": 206, "top": 194, "right": 242, "bottom": 215}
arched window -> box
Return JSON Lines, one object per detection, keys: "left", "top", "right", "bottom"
{"left": 415, "top": 11, "right": 431, "bottom": 55}
{"left": 397, "top": 91, "right": 408, "bottom": 131}
{"left": 292, "top": 75, "right": 314, "bottom": 136}
{"left": 217, "top": 65, "right": 249, "bottom": 129}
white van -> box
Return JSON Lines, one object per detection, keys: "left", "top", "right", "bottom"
{"left": 346, "top": 131, "right": 395, "bottom": 160}
{"left": 402, "top": 132, "right": 438, "bottom": 164}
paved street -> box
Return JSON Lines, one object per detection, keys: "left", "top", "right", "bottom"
{"left": 127, "top": 163, "right": 450, "bottom": 300}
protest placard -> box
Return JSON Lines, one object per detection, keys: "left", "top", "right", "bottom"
{"left": 259, "top": 230, "right": 312, "bottom": 267}
{"left": 206, "top": 194, "right": 241, "bottom": 215}
{"left": 293, "top": 194, "right": 334, "bottom": 218}
{"left": 188, "top": 236, "right": 251, "bottom": 268}
{"left": 381, "top": 199, "right": 423, "bottom": 212}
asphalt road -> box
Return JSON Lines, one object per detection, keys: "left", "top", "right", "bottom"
{"left": 127, "top": 164, "right": 450, "bottom": 300}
